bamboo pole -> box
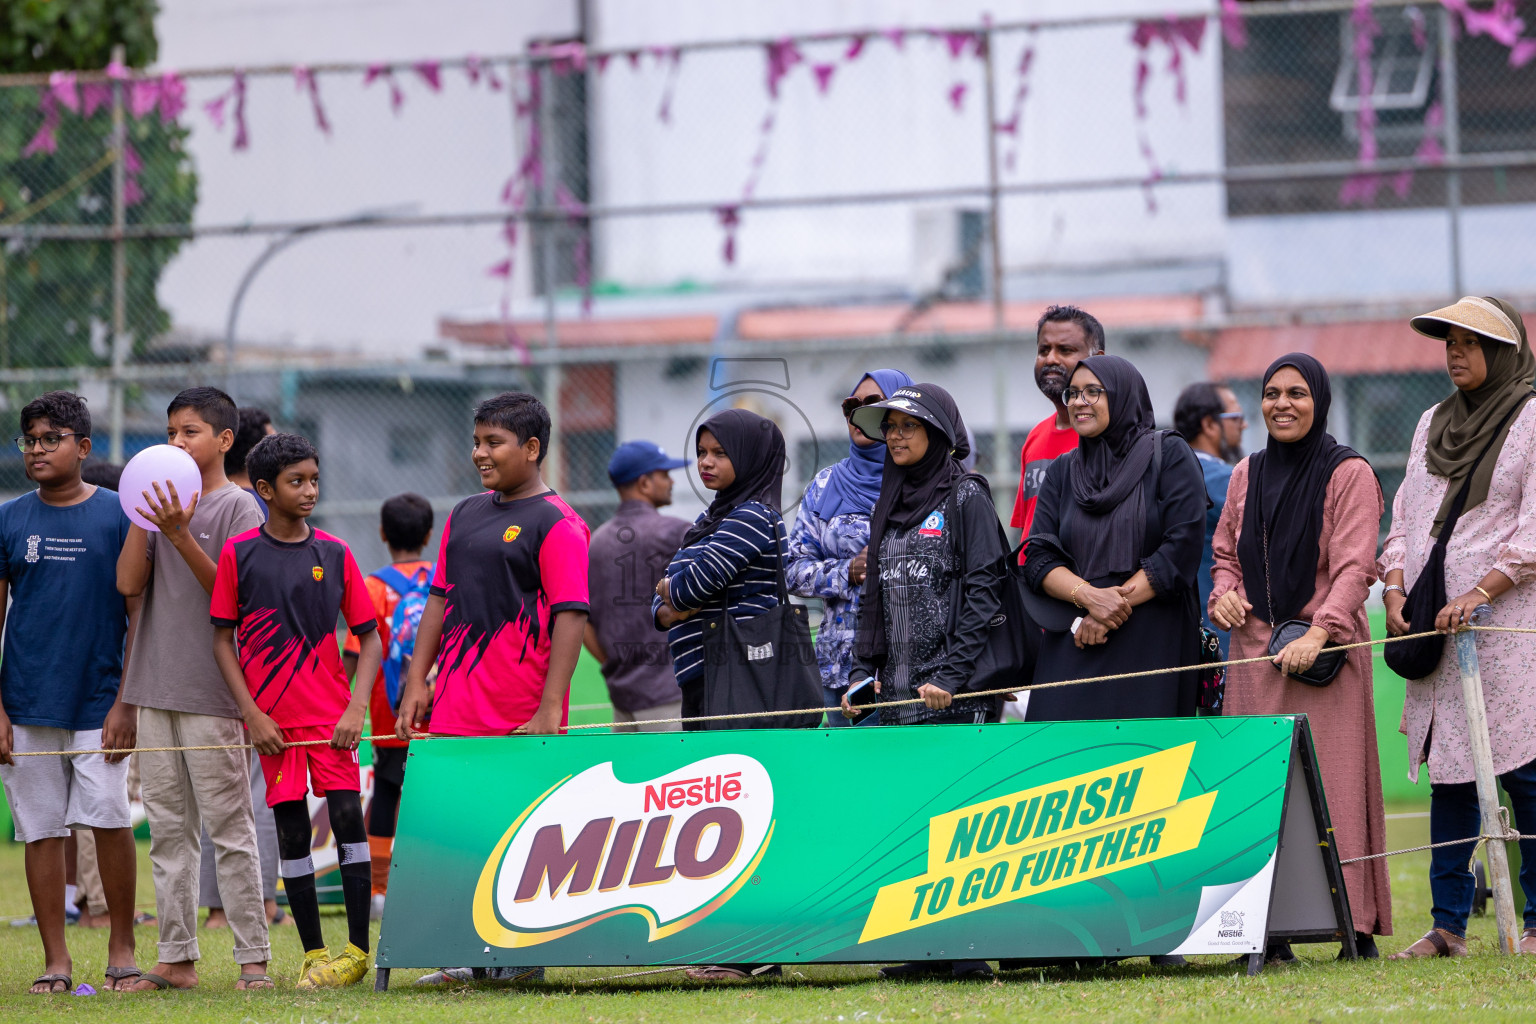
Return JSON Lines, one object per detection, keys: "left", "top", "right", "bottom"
{"left": 1455, "top": 604, "right": 1519, "bottom": 954}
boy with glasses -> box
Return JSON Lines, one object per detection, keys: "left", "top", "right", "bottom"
{"left": 0, "top": 391, "right": 140, "bottom": 993}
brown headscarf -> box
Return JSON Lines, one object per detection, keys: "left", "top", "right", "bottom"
{"left": 1423, "top": 297, "right": 1535, "bottom": 535}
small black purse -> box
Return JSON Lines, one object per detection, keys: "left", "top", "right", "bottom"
{"left": 1261, "top": 526, "right": 1346, "bottom": 687}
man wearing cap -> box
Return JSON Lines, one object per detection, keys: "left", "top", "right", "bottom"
{"left": 585, "top": 442, "right": 693, "bottom": 731}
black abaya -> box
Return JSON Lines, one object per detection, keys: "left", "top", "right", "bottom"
{"left": 1023, "top": 432, "right": 1207, "bottom": 720}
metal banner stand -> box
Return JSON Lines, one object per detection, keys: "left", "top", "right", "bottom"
{"left": 1456, "top": 606, "right": 1520, "bottom": 955}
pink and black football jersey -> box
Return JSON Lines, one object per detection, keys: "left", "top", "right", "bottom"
{"left": 428, "top": 490, "right": 590, "bottom": 736}
{"left": 210, "top": 526, "right": 377, "bottom": 728}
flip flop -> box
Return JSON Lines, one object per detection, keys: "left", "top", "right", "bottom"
{"left": 30, "top": 973, "right": 71, "bottom": 995}
{"left": 124, "top": 973, "right": 188, "bottom": 992}
{"left": 103, "top": 966, "right": 142, "bottom": 991}
{"left": 234, "top": 973, "right": 275, "bottom": 990}
{"left": 1388, "top": 929, "right": 1467, "bottom": 959}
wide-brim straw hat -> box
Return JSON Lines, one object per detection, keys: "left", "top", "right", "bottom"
{"left": 1409, "top": 296, "right": 1524, "bottom": 346}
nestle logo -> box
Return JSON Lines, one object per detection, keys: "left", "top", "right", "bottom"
{"left": 644, "top": 773, "right": 744, "bottom": 813}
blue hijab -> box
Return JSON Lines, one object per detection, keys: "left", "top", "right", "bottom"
{"left": 813, "top": 368, "right": 914, "bottom": 520}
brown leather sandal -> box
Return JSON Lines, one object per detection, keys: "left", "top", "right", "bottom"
{"left": 1388, "top": 928, "right": 1467, "bottom": 959}
{"left": 1520, "top": 928, "right": 1536, "bottom": 955}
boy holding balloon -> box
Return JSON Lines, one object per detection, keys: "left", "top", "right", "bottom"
{"left": 0, "top": 391, "right": 139, "bottom": 993}
{"left": 116, "top": 387, "right": 273, "bottom": 992}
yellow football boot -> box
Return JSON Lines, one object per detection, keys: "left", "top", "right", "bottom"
{"left": 294, "top": 948, "right": 330, "bottom": 990}
{"left": 306, "top": 943, "right": 370, "bottom": 988}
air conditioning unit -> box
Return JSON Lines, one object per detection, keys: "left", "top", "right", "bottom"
{"left": 911, "top": 207, "right": 987, "bottom": 300}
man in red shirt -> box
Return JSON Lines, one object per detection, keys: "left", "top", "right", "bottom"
{"left": 1012, "top": 304, "right": 1106, "bottom": 543}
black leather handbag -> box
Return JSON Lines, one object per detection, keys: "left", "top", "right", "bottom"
{"left": 1384, "top": 395, "right": 1531, "bottom": 680}
{"left": 1260, "top": 524, "right": 1347, "bottom": 687}
{"left": 1265, "top": 617, "right": 1346, "bottom": 687}
{"left": 699, "top": 516, "right": 824, "bottom": 730}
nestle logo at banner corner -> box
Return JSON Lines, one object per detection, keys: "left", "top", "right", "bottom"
{"left": 1218, "top": 910, "right": 1245, "bottom": 937}
{"left": 473, "top": 755, "right": 774, "bottom": 949}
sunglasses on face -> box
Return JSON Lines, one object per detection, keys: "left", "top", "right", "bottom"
{"left": 842, "top": 394, "right": 883, "bottom": 419}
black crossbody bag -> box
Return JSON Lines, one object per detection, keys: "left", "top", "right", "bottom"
{"left": 1384, "top": 395, "right": 1531, "bottom": 681}
{"left": 698, "top": 513, "right": 825, "bottom": 729}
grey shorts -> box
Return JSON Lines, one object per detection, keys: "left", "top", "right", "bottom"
{"left": 0, "top": 726, "right": 131, "bottom": 843}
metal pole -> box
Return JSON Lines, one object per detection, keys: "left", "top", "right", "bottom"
{"left": 535, "top": 57, "right": 564, "bottom": 491}
{"left": 108, "top": 43, "right": 128, "bottom": 463}
{"left": 980, "top": 26, "right": 1011, "bottom": 502}
{"left": 1454, "top": 606, "right": 1519, "bottom": 955}
{"left": 1439, "top": 7, "right": 1463, "bottom": 298}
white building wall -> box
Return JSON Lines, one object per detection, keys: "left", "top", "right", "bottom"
{"left": 150, "top": 0, "right": 1228, "bottom": 356}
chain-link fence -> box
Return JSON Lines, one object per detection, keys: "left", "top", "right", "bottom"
{"left": 0, "top": 1, "right": 1532, "bottom": 559}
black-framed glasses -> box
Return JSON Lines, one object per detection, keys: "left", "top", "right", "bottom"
{"left": 1062, "top": 385, "right": 1107, "bottom": 405}
{"left": 881, "top": 419, "right": 923, "bottom": 440}
{"left": 13, "top": 431, "right": 81, "bottom": 454}
{"left": 841, "top": 394, "right": 883, "bottom": 419}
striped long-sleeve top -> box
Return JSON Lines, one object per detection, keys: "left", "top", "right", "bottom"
{"left": 653, "top": 500, "right": 786, "bottom": 688}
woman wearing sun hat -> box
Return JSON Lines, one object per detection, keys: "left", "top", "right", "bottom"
{"left": 1380, "top": 296, "right": 1536, "bottom": 959}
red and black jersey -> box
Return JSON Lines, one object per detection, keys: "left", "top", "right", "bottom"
{"left": 211, "top": 525, "right": 377, "bottom": 729}
{"left": 429, "top": 490, "right": 590, "bottom": 736}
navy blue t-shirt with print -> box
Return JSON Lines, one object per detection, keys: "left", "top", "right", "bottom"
{"left": 0, "top": 488, "right": 131, "bottom": 729}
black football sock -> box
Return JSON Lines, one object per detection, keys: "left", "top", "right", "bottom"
{"left": 273, "top": 800, "right": 325, "bottom": 954}
{"left": 327, "top": 790, "right": 372, "bottom": 953}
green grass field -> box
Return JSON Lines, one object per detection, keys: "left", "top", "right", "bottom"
{"left": 1, "top": 813, "right": 1535, "bottom": 1021}
{"left": 5, "top": 624, "right": 1535, "bottom": 1019}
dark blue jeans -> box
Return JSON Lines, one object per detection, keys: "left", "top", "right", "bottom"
{"left": 1429, "top": 755, "right": 1536, "bottom": 937}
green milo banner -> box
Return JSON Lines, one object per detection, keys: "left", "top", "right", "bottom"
{"left": 377, "top": 715, "right": 1350, "bottom": 980}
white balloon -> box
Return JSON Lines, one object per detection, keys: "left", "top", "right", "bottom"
{"left": 118, "top": 445, "right": 202, "bottom": 532}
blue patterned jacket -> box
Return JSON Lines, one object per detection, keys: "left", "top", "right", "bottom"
{"left": 785, "top": 466, "right": 873, "bottom": 692}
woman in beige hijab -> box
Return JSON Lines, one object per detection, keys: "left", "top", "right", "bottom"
{"left": 1381, "top": 296, "right": 1536, "bottom": 958}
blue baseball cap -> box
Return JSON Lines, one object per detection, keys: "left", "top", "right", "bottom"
{"left": 608, "top": 440, "right": 690, "bottom": 486}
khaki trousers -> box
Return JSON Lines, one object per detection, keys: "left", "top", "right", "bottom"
{"left": 611, "top": 700, "right": 684, "bottom": 733}
{"left": 138, "top": 709, "right": 270, "bottom": 965}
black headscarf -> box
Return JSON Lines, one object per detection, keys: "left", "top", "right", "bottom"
{"left": 1059, "top": 355, "right": 1159, "bottom": 581}
{"left": 1236, "top": 353, "right": 1366, "bottom": 625}
{"left": 680, "top": 408, "right": 787, "bottom": 547}
{"left": 852, "top": 384, "right": 971, "bottom": 662}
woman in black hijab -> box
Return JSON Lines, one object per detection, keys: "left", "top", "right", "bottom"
{"left": 1208, "top": 352, "right": 1388, "bottom": 960}
{"left": 1023, "top": 355, "right": 1207, "bottom": 721}
{"left": 652, "top": 409, "right": 791, "bottom": 983}
{"left": 654, "top": 408, "right": 789, "bottom": 725}
{"left": 844, "top": 382, "right": 1005, "bottom": 982}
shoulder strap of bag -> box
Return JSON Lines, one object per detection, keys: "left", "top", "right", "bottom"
{"left": 767, "top": 507, "right": 791, "bottom": 605}
{"left": 1437, "top": 392, "right": 1533, "bottom": 548}
{"left": 370, "top": 565, "right": 411, "bottom": 594}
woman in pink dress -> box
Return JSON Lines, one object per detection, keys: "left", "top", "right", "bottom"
{"left": 1380, "top": 296, "right": 1536, "bottom": 959}
{"left": 1209, "top": 353, "right": 1391, "bottom": 961}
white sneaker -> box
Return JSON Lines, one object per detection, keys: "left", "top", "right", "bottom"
{"left": 414, "top": 968, "right": 476, "bottom": 985}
